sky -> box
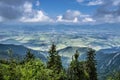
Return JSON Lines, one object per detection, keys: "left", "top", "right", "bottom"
{"left": 0, "top": 0, "right": 120, "bottom": 24}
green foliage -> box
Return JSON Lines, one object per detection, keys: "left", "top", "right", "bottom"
{"left": 16, "top": 59, "right": 53, "bottom": 80}
{"left": 47, "top": 44, "right": 63, "bottom": 72}
{"left": 47, "top": 44, "right": 67, "bottom": 80}
{"left": 68, "top": 50, "right": 89, "bottom": 80}
{"left": 86, "top": 48, "right": 97, "bottom": 80}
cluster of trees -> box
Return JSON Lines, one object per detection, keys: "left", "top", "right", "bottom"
{"left": 0, "top": 44, "right": 118, "bottom": 80}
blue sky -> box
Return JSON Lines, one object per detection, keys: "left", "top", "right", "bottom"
{"left": 38, "top": 0, "right": 98, "bottom": 16}
{"left": 0, "top": 0, "right": 120, "bottom": 24}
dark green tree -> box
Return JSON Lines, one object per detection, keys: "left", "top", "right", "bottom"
{"left": 47, "top": 44, "right": 66, "bottom": 80}
{"left": 68, "top": 50, "right": 86, "bottom": 80}
{"left": 47, "top": 44, "right": 63, "bottom": 73}
{"left": 86, "top": 48, "right": 97, "bottom": 80}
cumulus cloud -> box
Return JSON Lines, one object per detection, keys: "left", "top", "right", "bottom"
{"left": 20, "top": 10, "right": 52, "bottom": 22}
{"left": 0, "top": 0, "right": 119, "bottom": 24}
{"left": 0, "top": 0, "right": 34, "bottom": 21}
{"left": 23, "top": 1, "right": 33, "bottom": 13}
{"left": 0, "top": 0, "right": 52, "bottom": 22}
{"left": 20, "top": 2, "right": 52, "bottom": 22}
{"left": 56, "top": 10, "right": 95, "bottom": 23}
{"left": 62, "top": 10, "right": 80, "bottom": 20}
{"left": 94, "top": 0, "right": 120, "bottom": 23}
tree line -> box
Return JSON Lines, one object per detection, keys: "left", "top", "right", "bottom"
{"left": 0, "top": 44, "right": 119, "bottom": 80}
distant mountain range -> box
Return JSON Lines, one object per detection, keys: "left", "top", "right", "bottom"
{"left": 0, "top": 44, "right": 46, "bottom": 61}
{"left": 0, "top": 44, "right": 120, "bottom": 80}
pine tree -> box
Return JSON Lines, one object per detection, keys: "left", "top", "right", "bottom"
{"left": 47, "top": 44, "right": 66, "bottom": 80}
{"left": 68, "top": 50, "right": 85, "bottom": 80}
{"left": 47, "top": 44, "right": 63, "bottom": 73}
{"left": 86, "top": 48, "right": 97, "bottom": 80}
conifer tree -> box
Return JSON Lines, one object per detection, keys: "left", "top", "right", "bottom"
{"left": 68, "top": 50, "right": 85, "bottom": 80}
{"left": 47, "top": 44, "right": 63, "bottom": 73}
{"left": 86, "top": 48, "right": 97, "bottom": 80}
{"left": 47, "top": 44, "right": 66, "bottom": 80}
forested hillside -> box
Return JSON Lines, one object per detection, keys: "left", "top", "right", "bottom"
{"left": 0, "top": 44, "right": 120, "bottom": 80}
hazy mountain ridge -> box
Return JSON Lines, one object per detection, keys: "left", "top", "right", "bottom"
{"left": 0, "top": 44, "right": 120, "bottom": 79}
{"left": 0, "top": 44, "right": 46, "bottom": 61}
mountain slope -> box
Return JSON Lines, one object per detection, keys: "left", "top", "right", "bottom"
{"left": 58, "top": 46, "right": 120, "bottom": 79}
{"left": 0, "top": 44, "right": 46, "bottom": 61}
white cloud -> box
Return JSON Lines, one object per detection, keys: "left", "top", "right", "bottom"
{"left": 20, "top": 11, "right": 52, "bottom": 22}
{"left": 23, "top": 2, "right": 32, "bottom": 13}
{"left": 62, "top": 10, "right": 81, "bottom": 20}
{"left": 56, "top": 10, "right": 81, "bottom": 23}
{"left": 56, "top": 15, "right": 63, "bottom": 22}
{"left": 56, "top": 10, "right": 95, "bottom": 23}
{"left": 73, "top": 17, "right": 78, "bottom": 23}
{"left": 20, "top": 2, "right": 52, "bottom": 22}
{"left": 0, "top": 0, "right": 35, "bottom": 20}
{"left": 82, "top": 17, "right": 96, "bottom": 22}
{"left": 56, "top": 15, "right": 78, "bottom": 23}
{"left": 94, "top": 0, "right": 120, "bottom": 23}
{"left": 88, "top": 0, "right": 103, "bottom": 6}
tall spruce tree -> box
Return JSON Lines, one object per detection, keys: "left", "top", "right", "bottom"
{"left": 86, "top": 48, "right": 97, "bottom": 80}
{"left": 47, "top": 44, "right": 63, "bottom": 73}
{"left": 68, "top": 50, "right": 85, "bottom": 80}
{"left": 47, "top": 44, "right": 67, "bottom": 80}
